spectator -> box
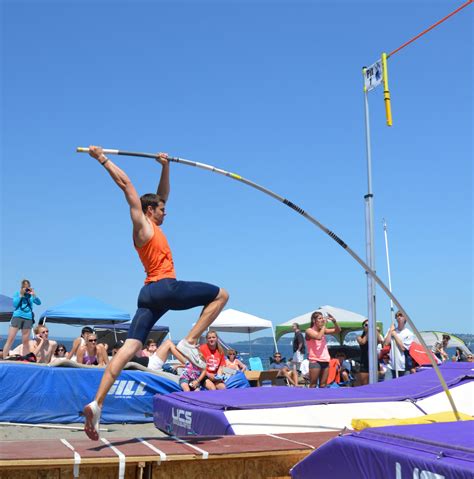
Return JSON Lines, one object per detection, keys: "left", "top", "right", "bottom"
{"left": 225, "top": 349, "right": 247, "bottom": 371}
{"left": 147, "top": 339, "right": 186, "bottom": 371}
{"left": 67, "top": 326, "right": 94, "bottom": 360}
{"left": 269, "top": 352, "right": 298, "bottom": 386}
{"left": 11, "top": 325, "right": 57, "bottom": 363}
{"left": 432, "top": 334, "right": 450, "bottom": 362}
{"left": 335, "top": 350, "right": 352, "bottom": 384}
{"left": 355, "top": 320, "right": 384, "bottom": 386}
{"left": 383, "top": 311, "right": 415, "bottom": 378}
{"left": 179, "top": 361, "right": 206, "bottom": 392}
{"left": 199, "top": 331, "right": 226, "bottom": 390}
{"left": 453, "top": 347, "right": 466, "bottom": 362}
{"left": 467, "top": 353, "right": 474, "bottom": 363}
{"left": 305, "top": 311, "right": 341, "bottom": 388}
{"left": 77, "top": 333, "right": 108, "bottom": 366}
{"left": 141, "top": 339, "right": 158, "bottom": 358}
{"left": 52, "top": 343, "right": 67, "bottom": 361}
{"left": 1, "top": 279, "right": 41, "bottom": 358}
{"left": 378, "top": 345, "right": 392, "bottom": 381}
{"left": 291, "top": 322, "right": 306, "bottom": 378}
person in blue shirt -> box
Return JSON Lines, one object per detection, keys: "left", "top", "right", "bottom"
{"left": 1, "top": 279, "right": 41, "bottom": 358}
{"left": 269, "top": 352, "right": 298, "bottom": 386}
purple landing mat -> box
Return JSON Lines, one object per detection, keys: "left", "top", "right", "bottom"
{"left": 290, "top": 421, "right": 474, "bottom": 479}
{"left": 156, "top": 363, "right": 473, "bottom": 412}
{"left": 153, "top": 394, "right": 234, "bottom": 436}
{"left": 153, "top": 363, "right": 472, "bottom": 436}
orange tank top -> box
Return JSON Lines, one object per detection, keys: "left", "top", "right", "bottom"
{"left": 135, "top": 222, "right": 176, "bottom": 284}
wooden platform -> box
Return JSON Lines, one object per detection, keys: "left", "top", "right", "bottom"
{"left": 0, "top": 431, "right": 339, "bottom": 479}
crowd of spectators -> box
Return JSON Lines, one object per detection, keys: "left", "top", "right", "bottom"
{"left": 2, "top": 282, "right": 472, "bottom": 390}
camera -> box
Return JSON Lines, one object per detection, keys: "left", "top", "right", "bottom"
{"left": 25, "top": 288, "right": 31, "bottom": 294}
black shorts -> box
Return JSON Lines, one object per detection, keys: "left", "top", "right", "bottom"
{"left": 309, "top": 361, "right": 329, "bottom": 370}
{"left": 128, "top": 278, "right": 219, "bottom": 344}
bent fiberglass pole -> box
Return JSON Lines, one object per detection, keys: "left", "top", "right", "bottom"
{"left": 77, "top": 146, "right": 461, "bottom": 419}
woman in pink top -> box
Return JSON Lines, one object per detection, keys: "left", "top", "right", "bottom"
{"left": 305, "top": 311, "right": 341, "bottom": 388}
{"left": 225, "top": 349, "right": 247, "bottom": 371}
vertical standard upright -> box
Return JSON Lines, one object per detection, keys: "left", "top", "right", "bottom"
{"left": 362, "top": 73, "right": 378, "bottom": 385}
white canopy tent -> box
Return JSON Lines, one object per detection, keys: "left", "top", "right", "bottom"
{"left": 211, "top": 308, "right": 278, "bottom": 355}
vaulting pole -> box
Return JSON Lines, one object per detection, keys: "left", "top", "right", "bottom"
{"left": 76, "top": 147, "right": 461, "bottom": 419}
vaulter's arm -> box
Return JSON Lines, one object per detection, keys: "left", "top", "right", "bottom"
{"left": 88, "top": 145, "right": 147, "bottom": 236}
{"left": 155, "top": 153, "right": 170, "bottom": 203}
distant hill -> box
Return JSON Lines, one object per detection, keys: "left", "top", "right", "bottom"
{"left": 234, "top": 336, "right": 276, "bottom": 345}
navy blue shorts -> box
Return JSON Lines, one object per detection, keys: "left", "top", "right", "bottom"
{"left": 127, "top": 278, "right": 220, "bottom": 344}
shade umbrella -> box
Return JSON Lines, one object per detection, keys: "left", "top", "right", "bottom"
{"left": 0, "top": 294, "right": 14, "bottom": 322}
{"left": 211, "top": 308, "right": 278, "bottom": 356}
{"left": 39, "top": 296, "right": 130, "bottom": 325}
{"left": 93, "top": 322, "right": 169, "bottom": 351}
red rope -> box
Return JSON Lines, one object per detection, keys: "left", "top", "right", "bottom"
{"left": 388, "top": 0, "right": 473, "bottom": 58}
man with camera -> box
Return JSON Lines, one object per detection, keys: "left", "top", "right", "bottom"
{"left": 1, "top": 279, "right": 41, "bottom": 359}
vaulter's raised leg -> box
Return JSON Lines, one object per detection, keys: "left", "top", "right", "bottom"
{"left": 177, "top": 288, "right": 229, "bottom": 368}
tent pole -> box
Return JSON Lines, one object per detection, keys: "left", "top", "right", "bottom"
{"left": 272, "top": 327, "right": 279, "bottom": 353}
{"left": 248, "top": 330, "right": 252, "bottom": 357}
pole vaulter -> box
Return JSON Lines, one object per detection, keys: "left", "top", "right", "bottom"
{"left": 77, "top": 146, "right": 461, "bottom": 420}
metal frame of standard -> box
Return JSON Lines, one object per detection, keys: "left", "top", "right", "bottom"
{"left": 76, "top": 146, "right": 460, "bottom": 419}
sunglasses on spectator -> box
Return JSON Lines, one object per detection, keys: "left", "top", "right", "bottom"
{"left": 57, "top": 348, "right": 65, "bottom": 352}
{"left": 88, "top": 339, "right": 97, "bottom": 343}
{"left": 228, "top": 353, "right": 235, "bottom": 356}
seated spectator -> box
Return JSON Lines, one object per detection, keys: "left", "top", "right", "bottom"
{"left": 112, "top": 338, "right": 186, "bottom": 371}
{"left": 76, "top": 333, "right": 108, "bottom": 366}
{"left": 179, "top": 361, "right": 206, "bottom": 392}
{"left": 225, "top": 349, "right": 247, "bottom": 371}
{"left": 51, "top": 343, "right": 67, "bottom": 362}
{"left": 335, "top": 350, "right": 352, "bottom": 384}
{"left": 67, "top": 326, "right": 94, "bottom": 360}
{"left": 141, "top": 339, "right": 158, "bottom": 358}
{"left": 269, "top": 352, "right": 298, "bottom": 386}
{"left": 199, "top": 330, "right": 226, "bottom": 390}
{"left": 11, "top": 325, "right": 57, "bottom": 364}
{"left": 378, "top": 346, "right": 392, "bottom": 381}
{"left": 147, "top": 339, "right": 186, "bottom": 371}
{"left": 432, "top": 334, "right": 450, "bottom": 362}
{"left": 467, "top": 353, "right": 474, "bottom": 363}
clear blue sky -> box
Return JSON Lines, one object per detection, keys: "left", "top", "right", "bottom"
{"left": 1, "top": 1, "right": 472, "bottom": 343}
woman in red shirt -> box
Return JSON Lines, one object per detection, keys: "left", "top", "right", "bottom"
{"left": 199, "top": 331, "right": 226, "bottom": 390}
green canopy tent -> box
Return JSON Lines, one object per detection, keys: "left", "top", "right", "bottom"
{"left": 420, "top": 331, "right": 471, "bottom": 357}
{"left": 275, "top": 305, "right": 383, "bottom": 344}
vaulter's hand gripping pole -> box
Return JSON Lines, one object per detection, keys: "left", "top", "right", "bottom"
{"left": 76, "top": 146, "right": 461, "bottom": 418}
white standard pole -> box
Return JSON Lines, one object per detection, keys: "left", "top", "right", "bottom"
{"left": 363, "top": 89, "right": 378, "bottom": 385}
{"left": 383, "top": 218, "right": 399, "bottom": 378}
{"left": 383, "top": 219, "right": 396, "bottom": 323}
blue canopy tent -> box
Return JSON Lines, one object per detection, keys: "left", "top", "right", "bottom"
{"left": 39, "top": 296, "right": 130, "bottom": 325}
{"left": 94, "top": 322, "right": 170, "bottom": 350}
{"left": 0, "top": 294, "right": 14, "bottom": 322}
